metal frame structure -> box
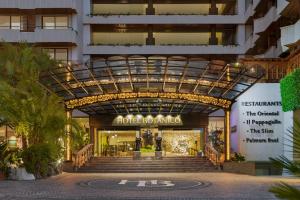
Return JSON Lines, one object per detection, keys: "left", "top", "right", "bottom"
{"left": 40, "top": 56, "right": 264, "bottom": 115}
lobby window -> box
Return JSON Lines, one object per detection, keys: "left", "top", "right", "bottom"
{"left": 0, "top": 16, "right": 21, "bottom": 29}
{"left": 43, "top": 48, "right": 68, "bottom": 63}
{"left": 42, "top": 16, "right": 69, "bottom": 29}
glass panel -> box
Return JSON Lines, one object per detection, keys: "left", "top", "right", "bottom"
{"left": 92, "top": 32, "right": 147, "bottom": 45}
{"left": 43, "top": 48, "right": 55, "bottom": 59}
{"left": 11, "top": 16, "right": 21, "bottom": 30}
{"left": 0, "top": 16, "right": 10, "bottom": 29}
{"left": 98, "top": 130, "right": 136, "bottom": 157}
{"left": 154, "top": 33, "right": 210, "bottom": 45}
{"left": 162, "top": 129, "right": 202, "bottom": 156}
{"left": 43, "top": 17, "right": 55, "bottom": 29}
{"left": 92, "top": 4, "right": 147, "bottom": 15}
{"left": 55, "top": 49, "right": 68, "bottom": 63}
{"left": 55, "top": 16, "right": 68, "bottom": 29}
{"left": 154, "top": 4, "right": 210, "bottom": 15}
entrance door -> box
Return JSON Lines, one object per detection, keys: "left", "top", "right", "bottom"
{"left": 140, "top": 127, "right": 158, "bottom": 157}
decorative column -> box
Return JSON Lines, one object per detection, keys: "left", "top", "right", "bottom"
{"left": 65, "top": 110, "right": 72, "bottom": 161}
{"left": 224, "top": 64, "right": 231, "bottom": 161}
{"left": 224, "top": 110, "right": 231, "bottom": 161}
{"left": 94, "top": 128, "right": 98, "bottom": 156}
{"left": 146, "top": 0, "right": 155, "bottom": 15}
{"left": 146, "top": 24, "right": 155, "bottom": 45}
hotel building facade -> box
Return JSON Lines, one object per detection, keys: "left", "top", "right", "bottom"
{"left": 0, "top": 0, "right": 300, "bottom": 173}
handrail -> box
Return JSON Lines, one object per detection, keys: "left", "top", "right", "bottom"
{"left": 204, "top": 144, "right": 222, "bottom": 166}
{"left": 73, "top": 144, "right": 94, "bottom": 171}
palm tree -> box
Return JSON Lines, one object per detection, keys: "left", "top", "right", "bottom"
{"left": 0, "top": 43, "right": 66, "bottom": 147}
{"left": 269, "top": 120, "right": 300, "bottom": 199}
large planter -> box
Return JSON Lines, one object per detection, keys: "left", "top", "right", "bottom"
{"left": 9, "top": 167, "right": 35, "bottom": 181}
{"left": 223, "top": 161, "right": 256, "bottom": 175}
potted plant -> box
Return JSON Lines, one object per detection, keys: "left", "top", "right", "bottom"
{"left": 231, "top": 152, "right": 246, "bottom": 162}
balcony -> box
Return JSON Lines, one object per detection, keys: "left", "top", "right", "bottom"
{"left": 281, "top": 20, "right": 300, "bottom": 51}
{"left": 84, "top": 15, "right": 242, "bottom": 25}
{"left": 0, "top": 0, "right": 78, "bottom": 10}
{"left": 90, "top": 3, "right": 237, "bottom": 16}
{"left": 0, "top": 28, "right": 78, "bottom": 45}
{"left": 84, "top": 45, "right": 242, "bottom": 55}
{"left": 255, "top": 39, "right": 282, "bottom": 58}
{"left": 252, "top": 0, "right": 261, "bottom": 10}
{"left": 90, "top": 30, "right": 235, "bottom": 46}
{"left": 276, "top": 0, "right": 289, "bottom": 15}
{"left": 253, "top": 6, "right": 278, "bottom": 34}
{"left": 244, "top": 2, "right": 254, "bottom": 21}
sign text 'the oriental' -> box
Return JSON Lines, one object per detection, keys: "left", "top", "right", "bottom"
{"left": 112, "top": 115, "right": 183, "bottom": 127}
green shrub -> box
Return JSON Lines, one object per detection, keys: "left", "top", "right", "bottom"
{"left": 21, "top": 143, "right": 61, "bottom": 178}
{"left": 0, "top": 141, "right": 22, "bottom": 177}
{"left": 231, "top": 152, "right": 246, "bottom": 162}
{"left": 141, "top": 145, "right": 155, "bottom": 153}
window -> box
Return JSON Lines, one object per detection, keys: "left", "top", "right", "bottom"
{"left": 43, "top": 48, "right": 68, "bottom": 63}
{"left": 0, "top": 16, "right": 10, "bottom": 29}
{"left": 0, "top": 16, "right": 20, "bottom": 29}
{"left": 11, "top": 16, "right": 21, "bottom": 30}
{"left": 42, "top": 16, "right": 69, "bottom": 29}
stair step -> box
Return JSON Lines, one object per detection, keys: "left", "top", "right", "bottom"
{"left": 73, "top": 156, "right": 218, "bottom": 173}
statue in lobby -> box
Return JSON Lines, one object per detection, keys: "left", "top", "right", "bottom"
{"left": 155, "top": 136, "right": 162, "bottom": 151}
{"left": 135, "top": 137, "right": 141, "bottom": 151}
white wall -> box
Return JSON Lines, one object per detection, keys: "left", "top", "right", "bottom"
{"left": 232, "top": 83, "right": 289, "bottom": 161}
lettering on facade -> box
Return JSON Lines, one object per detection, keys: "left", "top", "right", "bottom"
{"left": 112, "top": 115, "right": 183, "bottom": 126}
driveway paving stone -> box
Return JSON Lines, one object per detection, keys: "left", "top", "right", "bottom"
{"left": 0, "top": 172, "right": 299, "bottom": 200}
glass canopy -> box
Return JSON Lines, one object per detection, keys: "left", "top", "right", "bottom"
{"left": 40, "top": 56, "right": 264, "bottom": 115}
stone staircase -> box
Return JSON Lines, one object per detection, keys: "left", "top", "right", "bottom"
{"left": 76, "top": 156, "right": 219, "bottom": 173}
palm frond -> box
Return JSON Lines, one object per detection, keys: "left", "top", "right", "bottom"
{"left": 269, "top": 182, "right": 300, "bottom": 200}
{"left": 270, "top": 156, "right": 300, "bottom": 176}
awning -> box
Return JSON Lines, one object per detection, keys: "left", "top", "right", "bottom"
{"left": 40, "top": 56, "right": 264, "bottom": 115}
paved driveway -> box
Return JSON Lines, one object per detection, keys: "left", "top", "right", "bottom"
{"left": 0, "top": 172, "right": 299, "bottom": 200}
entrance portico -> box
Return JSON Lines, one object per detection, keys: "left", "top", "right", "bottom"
{"left": 40, "top": 56, "right": 264, "bottom": 163}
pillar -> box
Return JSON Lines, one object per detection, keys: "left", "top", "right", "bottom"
{"left": 209, "top": 0, "right": 218, "bottom": 15}
{"left": 237, "top": 0, "right": 245, "bottom": 15}
{"left": 209, "top": 25, "right": 218, "bottom": 45}
{"left": 237, "top": 25, "right": 246, "bottom": 46}
{"left": 146, "top": 24, "right": 155, "bottom": 45}
{"left": 90, "top": 126, "right": 98, "bottom": 156}
{"left": 94, "top": 128, "right": 98, "bottom": 156}
{"left": 65, "top": 110, "right": 72, "bottom": 161}
{"left": 146, "top": 0, "right": 155, "bottom": 15}
{"left": 224, "top": 110, "right": 231, "bottom": 161}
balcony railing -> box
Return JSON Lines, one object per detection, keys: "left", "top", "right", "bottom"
{"left": 0, "top": 27, "right": 78, "bottom": 44}
{"left": 0, "top": 0, "right": 78, "bottom": 10}
{"left": 254, "top": 6, "right": 278, "bottom": 34}
{"left": 90, "top": 3, "right": 237, "bottom": 16}
{"left": 281, "top": 20, "right": 300, "bottom": 51}
{"left": 0, "top": 26, "right": 75, "bottom": 32}
{"left": 91, "top": 32, "right": 236, "bottom": 46}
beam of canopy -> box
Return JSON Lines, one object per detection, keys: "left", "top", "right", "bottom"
{"left": 39, "top": 56, "right": 264, "bottom": 115}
